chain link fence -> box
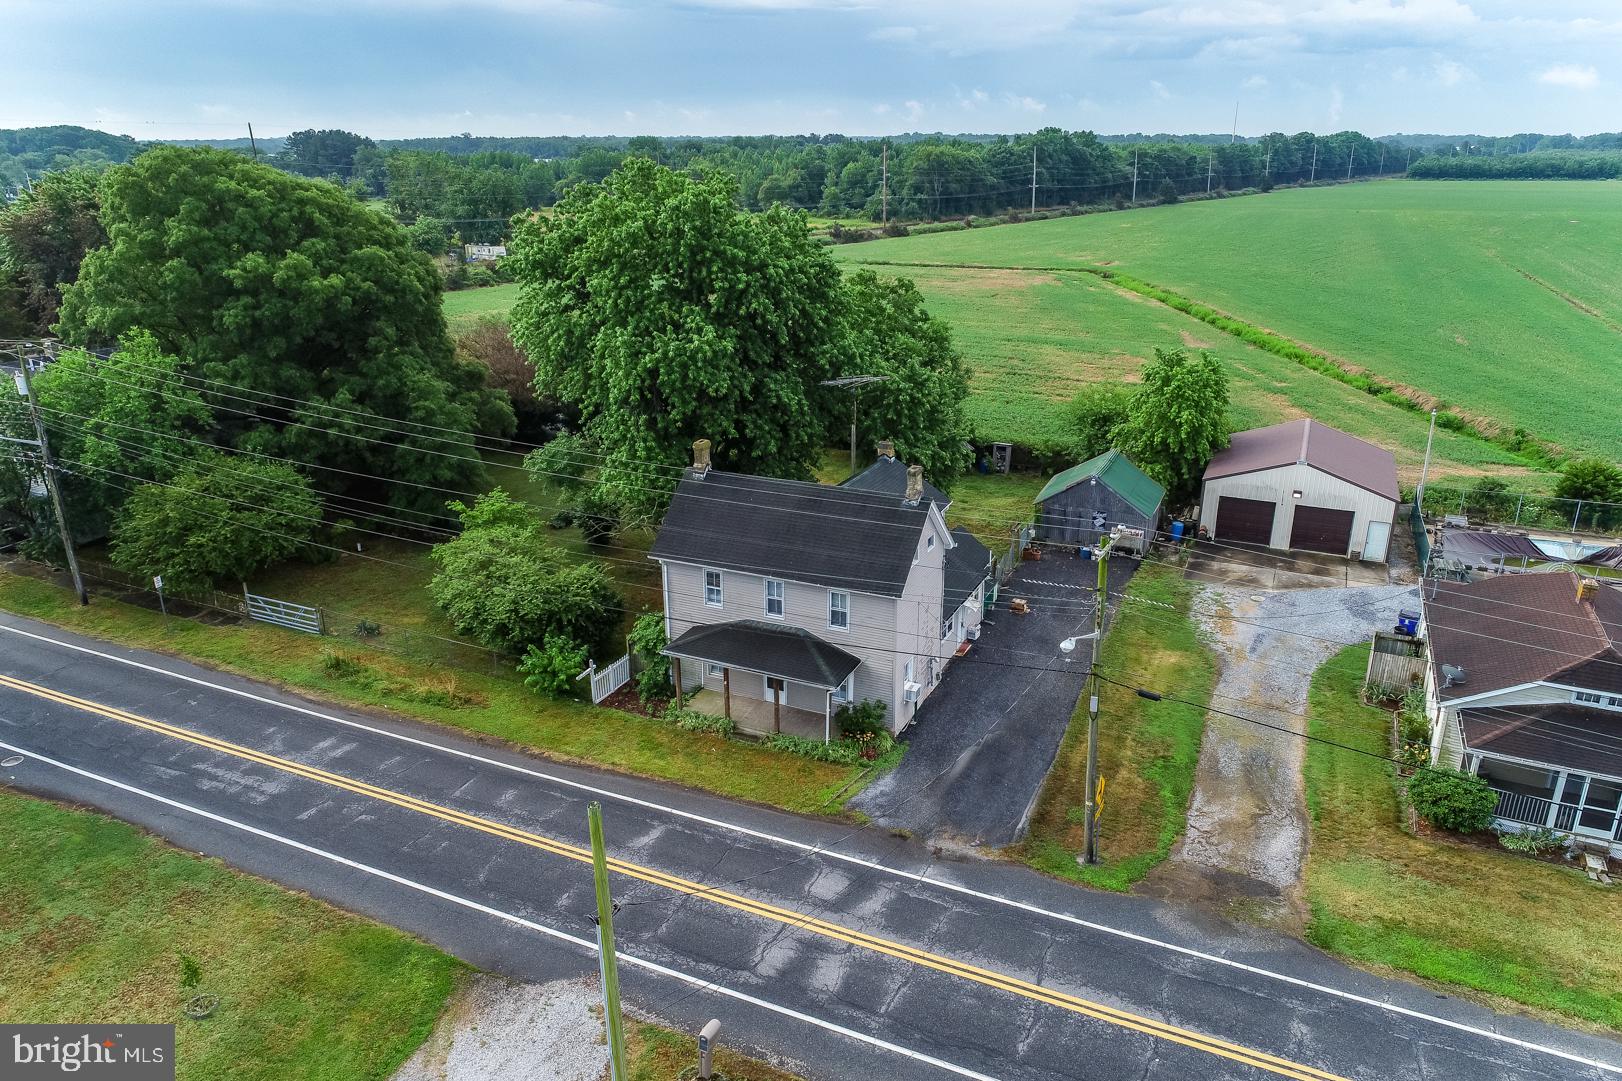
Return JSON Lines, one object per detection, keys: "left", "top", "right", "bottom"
{"left": 1418, "top": 484, "right": 1621, "bottom": 535}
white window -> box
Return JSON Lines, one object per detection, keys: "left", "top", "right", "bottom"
{"left": 707, "top": 662, "right": 723, "bottom": 678}
{"left": 765, "top": 578, "right": 784, "bottom": 618}
{"left": 1574, "top": 690, "right": 1622, "bottom": 710}
{"left": 903, "top": 660, "right": 913, "bottom": 684}
{"left": 832, "top": 673, "right": 854, "bottom": 703}
{"left": 828, "top": 590, "right": 850, "bottom": 630}
{"left": 926, "top": 535, "right": 935, "bottom": 551}
{"left": 704, "top": 569, "right": 723, "bottom": 607}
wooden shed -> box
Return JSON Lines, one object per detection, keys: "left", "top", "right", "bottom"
{"left": 1034, "top": 450, "right": 1164, "bottom": 550}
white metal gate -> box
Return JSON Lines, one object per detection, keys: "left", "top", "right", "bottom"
{"left": 588, "top": 654, "right": 631, "bottom": 704}
{"left": 243, "top": 589, "right": 323, "bottom": 635}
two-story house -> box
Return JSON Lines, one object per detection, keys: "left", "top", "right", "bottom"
{"left": 1422, "top": 571, "right": 1622, "bottom": 854}
{"left": 649, "top": 440, "right": 992, "bottom": 741}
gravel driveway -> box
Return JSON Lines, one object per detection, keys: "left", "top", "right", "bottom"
{"left": 1138, "top": 579, "right": 1417, "bottom": 924}
{"left": 850, "top": 553, "right": 1139, "bottom": 849}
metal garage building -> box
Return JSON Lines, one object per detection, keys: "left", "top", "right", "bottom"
{"left": 1034, "top": 449, "right": 1164, "bottom": 550}
{"left": 1197, "top": 419, "right": 1399, "bottom": 562}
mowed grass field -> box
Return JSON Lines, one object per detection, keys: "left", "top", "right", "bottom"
{"left": 443, "top": 282, "right": 520, "bottom": 331}
{"left": 834, "top": 181, "right": 1622, "bottom": 468}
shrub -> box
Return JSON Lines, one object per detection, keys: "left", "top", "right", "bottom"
{"left": 1407, "top": 767, "right": 1498, "bottom": 834}
{"left": 1396, "top": 688, "right": 1430, "bottom": 745}
{"left": 517, "top": 635, "right": 590, "bottom": 698}
{"left": 664, "top": 704, "right": 735, "bottom": 738}
{"left": 1497, "top": 826, "right": 1565, "bottom": 856}
{"left": 835, "top": 698, "right": 888, "bottom": 740}
{"left": 628, "top": 612, "right": 670, "bottom": 702}
{"left": 353, "top": 619, "right": 382, "bottom": 638}
{"left": 464, "top": 263, "right": 496, "bottom": 288}
{"left": 764, "top": 733, "right": 862, "bottom": 765}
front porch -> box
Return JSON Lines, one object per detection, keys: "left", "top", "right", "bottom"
{"left": 1479, "top": 759, "right": 1622, "bottom": 854}
{"left": 688, "top": 687, "right": 830, "bottom": 741}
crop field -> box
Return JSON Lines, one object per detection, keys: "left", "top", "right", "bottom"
{"left": 834, "top": 180, "right": 1622, "bottom": 469}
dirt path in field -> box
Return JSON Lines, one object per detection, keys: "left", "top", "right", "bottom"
{"left": 1136, "top": 580, "right": 1416, "bottom": 928}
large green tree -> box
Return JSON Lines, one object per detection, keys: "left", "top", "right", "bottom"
{"left": 0, "top": 331, "right": 211, "bottom": 560}
{"left": 57, "top": 147, "right": 512, "bottom": 516}
{"left": 108, "top": 452, "right": 320, "bottom": 593}
{"left": 0, "top": 166, "right": 106, "bottom": 333}
{"left": 1118, "top": 347, "right": 1230, "bottom": 500}
{"left": 835, "top": 270, "right": 971, "bottom": 484}
{"left": 507, "top": 157, "right": 845, "bottom": 514}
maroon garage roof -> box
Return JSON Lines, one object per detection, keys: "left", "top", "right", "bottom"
{"left": 1203, "top": 419, "right": 1399, "bottom": 502}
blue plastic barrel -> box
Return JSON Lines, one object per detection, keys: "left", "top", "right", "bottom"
{"left": 1170, "top": 520, "right": 1186, "bottom": 542}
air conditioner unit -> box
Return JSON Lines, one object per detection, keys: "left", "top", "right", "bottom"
{"left": 903, "top": 681, "right": 922, "bottom": 703}
{"left": 966, "top": 625, "right": 981, "bottom": 641}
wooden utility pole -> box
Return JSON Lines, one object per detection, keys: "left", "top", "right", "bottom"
{"left": 1082, "top": 536, "right": 1112, "bottom": 864}
{"left": 1205, "top": 149, "right": 1214, "bottom": 194}
{"left": 13, "top": 353, "right": 87, "bottom": 605}
{"left": 1309, "top": 140, "right": 1318, "bottom": 182}
{"left": 1029, "top": 143, "right": 1038, "bottom": 213}
{"left": 1263, "top": 147, "right": 1270, "bottom": 178}
{"left": 1346, "top": 147, "right": 1355, "bottom": 179}
{"left": 1378, "top": 145, "right": 1385, "bottom": 175}
{"left": 247, "top": 123, "right": 260, "bottom": 161}
{"left": 1130, "top": 148, "right": 1139, "bottom": 206}
{"left": 880, "top": 143, "right": 888, "bottom": 225}
{"left": 588, "top": 804, "right": 629, "bottom": 1081}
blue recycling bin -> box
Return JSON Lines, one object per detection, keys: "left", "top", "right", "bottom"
{"left": 1396, "top": 609, "right": 1420, "bottom": 636}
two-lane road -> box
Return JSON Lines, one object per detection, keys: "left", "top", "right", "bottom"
{"left": 0, "top": 612, "right": 1617, "bottom": 1080}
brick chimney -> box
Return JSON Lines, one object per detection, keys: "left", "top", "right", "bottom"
{"left": 692, "top": 438, "right": 711, "bottom": 478}
{"left": 876, "top": 440, "right": 896, "bottom": 460}
{"left": 1577, "top": 576, "right": 1599, "bottom": 605}
{"left": 904, "top": 464, "right": 924, "bottom": 505}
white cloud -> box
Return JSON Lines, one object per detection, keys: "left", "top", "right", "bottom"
{"left": 1328, "top": 84, "right": 1344, "bottom": 125}
{"left": 1006, "top": 93, "right": 1047, "bottom": 113}
{"left": 903, "top": 99, "right": 924, "bottom": 123}
{"left": 868, "top": 24, "right": 917, "bottom": 43}
{"left": 1538, "top": 63, "right": 1599, "bottom": 89}
{"left": 1432, "top": 58, "right": 1471, "bottom": 85}
{"left": 1150, "top": 79, "right": 1171, "bottom": 99}
{"left": 1241, "top": 73, "right": 1269, "bottom": 90}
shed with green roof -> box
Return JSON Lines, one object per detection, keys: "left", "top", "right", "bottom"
{"left": 1034, "top": 449, "right": 1164, "bottom": 549}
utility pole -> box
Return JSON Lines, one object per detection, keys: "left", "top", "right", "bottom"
{"left": 880, "top": 143, "right": 888, "bottom": 225}
{"left": 1378, "top": 145, "right": 1385, "bottom": 175}
{"left": 1309, "top": 140, "right": 1318, "bottom": 182}
{"left": 12, "top": 351, "right": 87, "bottom": 605}
{"left": 1205, "top": 148, "right": 1214, "bottom": 194}
{"left": 1130, "top": 148, "right": 1139, "bottom": 206}
{"left": 1230, "top": 100, "right": 1238, "bottom": 143}
{"left": 1263, "top": 147, "right": 1270, "bottom": 178}
{"left": 1029, "top": 143, "right": 1037, "bottom": 213}
{"left": 247, "top": 123, "right": 259, "bottom": 161}
{"left": 588, "top": 803, "right": 629, "bottom": 1081}
{"left": 1346, "top": 147, "right": 1354, "bottom": 180}
{"left": 1081, "top": 535, "right": 1112, "bottom": 865}
{"left": 820, "top": 375, "right": 889, "bottom": 477}
{"left": 1415, "top": 409, "right": 1438, "bottom": 516}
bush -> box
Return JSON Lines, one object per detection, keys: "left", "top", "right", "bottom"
{"left": 1157, "top": 180, "right": 1179, "bottom": 205}
{"left": 1407, "top": 767, "right": 1498, "bottom": 834}
{"left": 664, "top": 704, "right": 735, "bottom": 738}
{"left": 764, "top": 733, "right": 862, "bottom": 765}
{"left": 1396, "top": 688, "right": 1430, "bottom": 745}
{"left": 628, "top": 612, "right": 670, "bottom": 702}
{"left": 835, "top": 698, "right": 887, "bottom": 739}
{"left": 353, "top": 619, "right": 381, "bottom": 638}
{"left": 464, "top": 264, "right": 496, "bottom": 288}
{"left": 1497, "top": 826, "right": 1565, "bottom": 856}
{"left": 517, "top": 636, "right": 590, "bottom": 698}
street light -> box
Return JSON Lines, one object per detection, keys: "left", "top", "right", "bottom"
{"left": 820, "top": 374, "right": 889, "bottom": 478}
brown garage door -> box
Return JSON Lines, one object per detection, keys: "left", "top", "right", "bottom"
{"left": 1289, "top": 505, "right": 1355, "bottom": 555}
{"left": 1215, "top": 496, "right": 1276, "bottom": 545}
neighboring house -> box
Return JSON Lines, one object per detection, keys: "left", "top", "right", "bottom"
{"left": 463, "top": 243, "right": 507, "bottom": 262}
{"left": 650, "top": 440, "right": 992, "bottom": 740}
{"left": 1034, "top": 449, "right": 1163, "bottom": 553}
{"left": 1423, "top": 571, "right": 1622, "bottom": 854}
{"left": 843, "top": 440, "right": 950, "bottom": 510}
{"left": 1198, "top": 418, "right": 1398, "bottom": 562}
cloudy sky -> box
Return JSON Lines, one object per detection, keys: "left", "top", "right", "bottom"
{"left": 7, "top": 1, "right": 1618, "bottom": 139}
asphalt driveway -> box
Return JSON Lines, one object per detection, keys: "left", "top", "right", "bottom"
{"left": 850, "top": 549, "right": 1139, "bottom": 848}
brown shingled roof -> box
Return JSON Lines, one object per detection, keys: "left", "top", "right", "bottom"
{"left": 1202, "top": 419, "right": 1399, "bottom": 502}
{"left": 1424, "top": 572, "right": 1622, "bottom": 701}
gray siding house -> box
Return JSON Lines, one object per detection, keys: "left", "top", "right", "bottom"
{"left": 649, "top": 441, "right": 991, "bottom": 740}
{"left": 1034, "top": 449, "right": 1164, "bottom": 552}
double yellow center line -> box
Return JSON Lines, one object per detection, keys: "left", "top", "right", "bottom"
{"left": 0, "top": 671, "right": 1347, "bottom": 1081}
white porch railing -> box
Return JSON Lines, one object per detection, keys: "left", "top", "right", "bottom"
{"left": 1490, "top": 788, "right": 1586, "bottom": 834}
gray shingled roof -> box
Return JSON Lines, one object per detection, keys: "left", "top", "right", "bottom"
{"left": 1203, "top": 418, "right": 1399, "bottom": 502}
{"left": 650, "top": 468, "right": 932, "bottom": 596}
{"left": 842, "top": 455, "right": 949, "bottom": 508}
{"left": 663, "top": 620, "right": 861, "bottom": 689}
{"left": 1461, "top": 704, "right": 1622, "bottom": 778}
{"left": 943, "top": 527, "right": 993, "bottom": 616}
{"left": 1425, "top": 572, "right": 1622, "bottom": 701}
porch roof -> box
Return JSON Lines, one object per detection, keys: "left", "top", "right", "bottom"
{"left": 664, "top": 620, "right": 860, "bottom": 690}
{"left": 1461, "top": 703, "right": 1622, "bottom": 779}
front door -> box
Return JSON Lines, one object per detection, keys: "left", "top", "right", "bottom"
{"left": 1363, "top": 519, "right": 1391, "bottom": 562}
{"left": 1576, "top": 777, "right": 1622, "bottom": 838}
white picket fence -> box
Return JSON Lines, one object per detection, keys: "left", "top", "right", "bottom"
{"left": 582, "top": 654, "right": 632, "bottom": 704}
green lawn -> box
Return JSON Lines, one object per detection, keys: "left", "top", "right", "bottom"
{"left": 1304, "top": 644, "right": 1622, "bottom": 1030}
{"left": 0, "top": 789, "right": 460, "bottom": 1080}
{"left": 834, "top": 181, "right": 1621, "bottom": 467}
{"left": 1017, "top": 563, "right": 1216, "bottom": 891}
{"left": 443, "top": 283, "right": 520, "bottom": 331}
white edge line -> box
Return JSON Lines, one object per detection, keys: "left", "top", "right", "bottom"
{"left": 0, "top": 738, "right": 1000, "bottom": 1081}
{"left": 2, "top": 619, "right": 1618, "bottom": 1076}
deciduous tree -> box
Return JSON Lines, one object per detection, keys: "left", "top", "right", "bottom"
{"left": 0, "top": 166, "right": 106, "bottom": 332}
{"left": 1117, "top": 347, "right": 1229, "bottom": 500}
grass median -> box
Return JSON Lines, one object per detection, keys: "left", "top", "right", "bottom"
{"left": 0, "top": 789, "right": 461, "bottom": 1080}
{"left": 0, "top": 571, "right": 867, "bottom": 815}
{"left": 1016, "top": 562, "right": 1216, "bottom": 891}
{"left": 1304, "top": 644, "right": 1622, "bottom": 1031}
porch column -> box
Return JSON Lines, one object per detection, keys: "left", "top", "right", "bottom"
{"left": 671, "top": 657, "right": 682, "bottom": 701}
{"left": 1546, "top": 770, "right": 1567, "bottom": 829}
{"left": 773, "top": 686, "right": 781, "bottom": 734}
{"left": 722, "top": 667, "right": 731, "bottom": 718}
{"left": 824, "top": 691, "right": 832, "bottom": 744}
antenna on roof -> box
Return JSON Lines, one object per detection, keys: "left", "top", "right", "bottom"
{"left": 1441, "top": 664, "right": 1467, "bottom": 688}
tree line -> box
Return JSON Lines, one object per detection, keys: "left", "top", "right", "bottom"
{"left": 1407, "top": 150, "right": 1622, "bottom": 180}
